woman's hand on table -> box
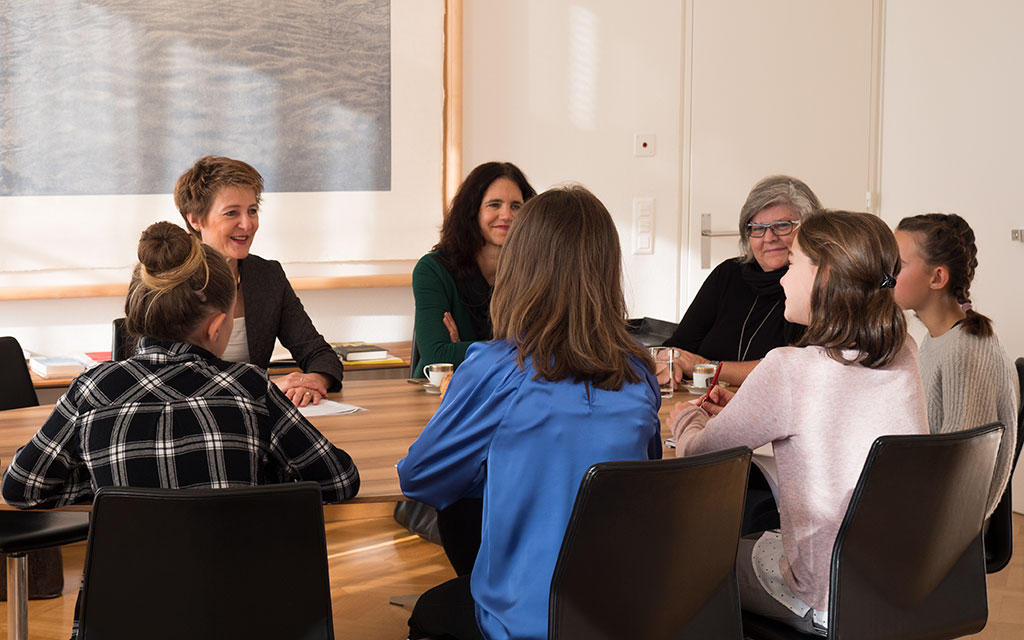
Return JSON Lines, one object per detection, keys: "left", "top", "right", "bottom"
{"left": 671, "top": 350, "right": 710, "bottom": 383}
{"left": 275, "top": 372, "right": 330, "bottom": 407}
{"left": 442, "top": 312, "right": 461, "bottom": 343}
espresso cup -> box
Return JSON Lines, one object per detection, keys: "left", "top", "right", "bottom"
{"left": 424, "top": 363, "right": 454, "bottom": 387}
{"left": 692, "top": 363, "right": 717, "bottom": 389}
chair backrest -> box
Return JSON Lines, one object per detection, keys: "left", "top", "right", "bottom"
{"left": 549, "top": 447, "right": 751, "bottom": 640}
{"left": 625, "top": 316, "right": 679, "bottom": 347}
{"left": 1015, "top": 357, "right": 1024, "bottom": 467}
{"left": 111, "top": 317, "right": 135, "bottom": 361}
{"left": 0, "top": 336, "right": 39, "bottom": 410}
{"left": 409, "top": 326, "right": 420, "bottom": 378}
{"left": 985, "top": 358, "right": 1024, "bottom": 573}
{"left": 78, "top": 482, "right": 334, "bottom": 640}
{"left": 827, "top": 423, "right": 1003, "bottom": 639}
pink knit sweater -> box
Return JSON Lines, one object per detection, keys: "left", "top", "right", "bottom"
{"left": 672, "top": 341, "right": 928, "bottom": 610}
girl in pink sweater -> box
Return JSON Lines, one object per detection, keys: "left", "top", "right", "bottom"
{"left": 669, "top": 211, "right": 928, "bottom": 636}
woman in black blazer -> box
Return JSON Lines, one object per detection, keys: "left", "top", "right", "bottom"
{"left": 173, "top": 155, "right": 343, "bottom": 406}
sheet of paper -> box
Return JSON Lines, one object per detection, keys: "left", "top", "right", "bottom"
{"left": 298, "top": 399, "right": 365, "bottom": 417}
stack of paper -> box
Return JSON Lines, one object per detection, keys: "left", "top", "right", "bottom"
{"left": 298, "top": 400, "right": 364, "bottom": 417}
{"left": 28, "top": 356, "right": 86, "bottom": 377}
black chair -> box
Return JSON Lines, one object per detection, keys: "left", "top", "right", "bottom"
{"left": 77, "top": 482, "right": 334, "bottom": 640}
{"left": 626, "top": 316, "right": 679, "bottom": 347}
{"left": 0, "top": 457, "right": 90, "bottom": 640}
{"left": 742, "top": 423, "right": 1003, "bottom": 640}
{"left": 549, "top": 447, "right": 751, "bottom": 639}
{"left": 1, "top": 336, "right": 80, "bottom": 640}
{"left": 0, "top": 336, "right": 38, "bottom": 410}
{"left": 111, "top": 317, "right": 134, "bottom": 361}
{"left": 409, "top": 326, "right": 421, "bottom": 378}
{"left": 986, "top": 357, "right": 1024, "bottom": 573}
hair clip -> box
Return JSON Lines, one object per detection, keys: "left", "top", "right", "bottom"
{"left": 880, "top": 273, "right": 897, "bottom": 289}
{"left": 961, "top": 302, "right": 973, "bottom": 312}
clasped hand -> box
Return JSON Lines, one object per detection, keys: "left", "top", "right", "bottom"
{"left": 274, "top": 372, "right": 329, "bottom": 407}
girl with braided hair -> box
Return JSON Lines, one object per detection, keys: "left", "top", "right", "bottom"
{"left": 894, "top": 213, "right": 1017, "bottom": 516}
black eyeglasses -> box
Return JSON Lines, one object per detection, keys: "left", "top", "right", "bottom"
{"left": 747, "top": 220, "right": 800, "bottom": 238}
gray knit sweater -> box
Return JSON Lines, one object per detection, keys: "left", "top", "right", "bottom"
{"left": 919, "top": 325, "right": 1019, "bottom": 517}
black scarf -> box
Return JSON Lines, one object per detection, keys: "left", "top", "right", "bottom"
{"left": 739, "top": 260, "right": 786, "bottom": 296}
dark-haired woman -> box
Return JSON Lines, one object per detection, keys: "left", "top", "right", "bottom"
{"left": 399, "top": 186, "right": 661, "bottom": 640}
{"left": 894, "top": 213, "right": 1017, "bottom": 516}
{"left": 669, "top": 211, "right": 928, "bottom": 636}
{"left": 412, "top": 161, "right": 536, "bottom": 378}
{"left": 175, "top": 155, "right": 342, "bottom": 407}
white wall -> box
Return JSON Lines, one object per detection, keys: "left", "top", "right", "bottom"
{"left": 0, "top": 3, "right": 444, "bottom": 355}
{"left": 462, "top": 1, "right": 684, "bottom": 321}
{"left": 879, "top": 0, "right": 1024, "bottom": 510}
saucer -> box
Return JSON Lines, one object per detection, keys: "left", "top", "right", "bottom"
{"left": 408, "top": 378, "right": 443, "bottom": 394}
{"left": 683, "top": 381, "right": 729, "bottom": 394}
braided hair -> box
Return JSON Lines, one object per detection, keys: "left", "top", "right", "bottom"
{"left": 896, "top": 213, "right": 993, "bottom": 337}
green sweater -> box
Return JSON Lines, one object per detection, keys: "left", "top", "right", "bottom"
{"left": 411, "top": 253, "right": 480, "bottom": 378}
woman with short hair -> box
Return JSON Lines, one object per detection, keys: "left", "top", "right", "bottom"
{"left": 664, "top": 175, "right": 821, "bottom": 385}
{"left": 174, "top": 155, "right": 342, "bottom": 406}
{"left": 399, "top": 185, "right": 662, "bottom": 640}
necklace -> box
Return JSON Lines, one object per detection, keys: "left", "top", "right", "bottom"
{"left": 737, "top": 297, "right": 781, "bottom": 361}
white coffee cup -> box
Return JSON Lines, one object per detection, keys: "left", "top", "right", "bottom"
{"left": 692, "top": 363, "right": 717, "bottom": 388}
{"left": 424, "top": 363, "right": 454, "bottom": 387}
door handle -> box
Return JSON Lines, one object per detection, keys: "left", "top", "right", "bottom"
{"left": 700, "top": 214, "right": 740, "bottom": 269}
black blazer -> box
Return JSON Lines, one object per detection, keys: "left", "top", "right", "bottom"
{"left": 239, "top": 254, "right": 343, "bottom": 391}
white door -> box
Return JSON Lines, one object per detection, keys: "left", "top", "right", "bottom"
{"left": 681, "top": 0, "right": 881, "bottom": 307}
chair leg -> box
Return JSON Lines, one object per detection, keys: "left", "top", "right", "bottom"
{"left": 7, "top": 552, "right": 28, "bottom": 640}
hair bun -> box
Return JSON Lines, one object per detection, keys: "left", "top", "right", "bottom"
{"left": 136, "top": 221, "right": 208, "bottom": 293}
{"left": 138, "top": 221, "right": 196, "bottom": 275}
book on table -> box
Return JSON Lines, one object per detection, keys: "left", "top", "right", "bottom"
{"left": 28, "top": 356, "right": 87, "bottom": 377}
{"left": 332, "top": 342, "right": 389, "bottom": 362}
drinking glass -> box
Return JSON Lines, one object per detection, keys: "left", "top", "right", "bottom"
{"left": 648, "top": 347, "right": 674, "bottom": 398}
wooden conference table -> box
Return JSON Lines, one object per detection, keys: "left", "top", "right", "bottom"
{"left": 28, "top": 341, "right": 414, "bottom": 389}
{"left": 0, "top": 378, "right": 695, "bottom": 513}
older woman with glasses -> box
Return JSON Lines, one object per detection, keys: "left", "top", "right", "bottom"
{"left": 663, "top": 175, "right": 821, "bottom": 386}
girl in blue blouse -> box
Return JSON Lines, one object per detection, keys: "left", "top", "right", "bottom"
{"left": 398, "top": 185, "right": 663, "bottom": 640}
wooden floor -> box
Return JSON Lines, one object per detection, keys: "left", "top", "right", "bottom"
{"left": 3, "top": 508, "right": 1022, "bottom": 639}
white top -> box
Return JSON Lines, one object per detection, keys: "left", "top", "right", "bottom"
{"left": 221, "top": 316, "right": 251, "bottom": 363}
{"left": 919, "top": 324, "right": 1018, "bottom": 517}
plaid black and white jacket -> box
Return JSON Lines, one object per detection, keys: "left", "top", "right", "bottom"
{"left": 1, "top": 339, "right": 359, "bottom": 507}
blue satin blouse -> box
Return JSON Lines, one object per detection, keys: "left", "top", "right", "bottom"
{"left": 398, "top": 340, "right": 662, "bottom": 640}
